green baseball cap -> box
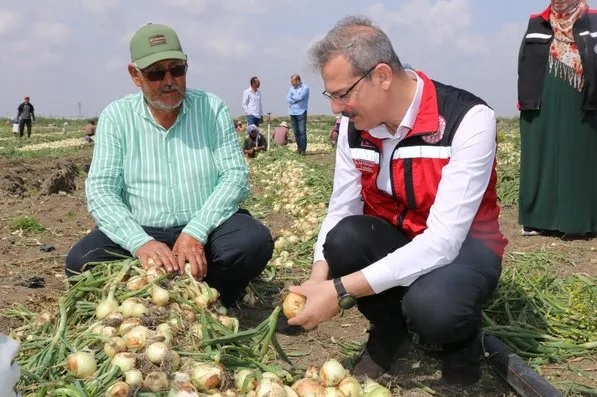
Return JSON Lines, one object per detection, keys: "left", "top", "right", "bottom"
{"left": 130, "top": 23, "right": 187, "bottom": 69}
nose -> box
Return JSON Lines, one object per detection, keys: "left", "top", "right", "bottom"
{"left": 330, "top": 100, "right": 345, "bottom": 115}
{"left": 162, "top": 70, "right": 176, "bottom": 84}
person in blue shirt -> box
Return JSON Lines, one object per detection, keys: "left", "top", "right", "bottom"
{"left": 286, "top": 74, "right": 310, "bottom": 155}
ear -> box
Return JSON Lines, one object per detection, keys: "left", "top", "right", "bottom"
{"left": 128, "top": 64, "right": 142, "bottom": 88}
{"left": 374, "top": 63, "right": 394, "bottom": 90}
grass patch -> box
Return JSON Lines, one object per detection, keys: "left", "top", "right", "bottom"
{"left": 9, "top": 216, "right": 45, "bottom": 233}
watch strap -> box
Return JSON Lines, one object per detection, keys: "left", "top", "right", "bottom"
{"left": 333, "top": 277, "right": 347, "bottom": 297}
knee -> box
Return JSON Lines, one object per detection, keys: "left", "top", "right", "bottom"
{"left": 323, "top": 215, "right": 367, "bottom": 258}
{"left": 237, "top": 219, "right": 274, "bottom": 266}
{"left": 65, "top": 243, "right": 86, "bottom": 277}
{"left": 403, "top": 292, "right": 477, "bottom": 343}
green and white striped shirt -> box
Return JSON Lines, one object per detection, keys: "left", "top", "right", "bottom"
{"left": 86, "top": 89, "right": 249, "bottom": 255}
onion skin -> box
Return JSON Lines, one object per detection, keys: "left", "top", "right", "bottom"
{"left": 282, "top": 292, "right": 307, "bottom": 319}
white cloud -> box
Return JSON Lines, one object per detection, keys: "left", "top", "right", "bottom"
{"left": 0, "top": 10, "right": 23, "bottom": 35}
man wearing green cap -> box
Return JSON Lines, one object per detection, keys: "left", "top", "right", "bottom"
{"left": 66, "top": 23, "right": 273, "bottom": 306}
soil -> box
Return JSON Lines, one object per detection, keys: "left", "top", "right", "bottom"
{"left": 0, "top": 149, "right": 595, "bottom": 397}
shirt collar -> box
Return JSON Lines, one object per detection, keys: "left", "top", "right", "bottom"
{"left": 368, "top": 70, "right": 423, "bottom": 139}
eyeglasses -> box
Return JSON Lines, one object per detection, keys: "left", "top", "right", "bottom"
{"left": 138, "top": 63, "right": 188, "bottom": 82}
{"left": 322, "top": 64, "right": 377, "bottom": 102}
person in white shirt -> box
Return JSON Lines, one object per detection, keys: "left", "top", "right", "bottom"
{"left": 287, "top": 16, "right": 507, "bottom": 386}
{"left": 242, "top": 76, "right": 263, "bottom": 128}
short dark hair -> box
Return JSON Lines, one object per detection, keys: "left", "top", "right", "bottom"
{"left": 250, "top": 76, "right": 259, "bottom": 85}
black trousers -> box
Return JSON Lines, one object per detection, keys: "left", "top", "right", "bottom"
{"left": 66, "top": 210, "right": 273, "bottom": 306}
{"left": 18, "top": 119, "right": 32, "bottom": 138}
{"left": 323, "top": 215, "right": 501, "bottom": 347}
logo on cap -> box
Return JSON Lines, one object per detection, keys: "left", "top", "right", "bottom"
{"left": 149, "top": 35, "right": 167, "bottom": 47}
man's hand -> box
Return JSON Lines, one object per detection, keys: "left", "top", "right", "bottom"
{"left": 286, "top": 279, "right": 339, "bottom": 330}
{"left": 136, "top": 240, "right": 178, "bottom": 273}
{"left": 172, "top": 233, "right": 207, "bottom": 279}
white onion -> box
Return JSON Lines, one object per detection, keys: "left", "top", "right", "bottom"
{"left": 111, "top": 352, "right": 137, "bottom": 372}
{"left": 96, "top": 297, "right": 119, "bottom": 320}
{"left": 119, "top": 297, "right": 148, "bottom": 317}
{"left": 105, "top": 381, "right": 130, "bottom": 397}
{"left": 66, "top": 351, "right": 97, "bottom": 378}
{"left": 152, "top": 284, "right": 171, "bottom": 306}
{"left": 104, "top": 337, "right": 126, "bottom": 358}
{"left": 190, "top": 363, "right": 223, "bottom": 391}
{"left": 146, "top": 341, "right": 169, "bottom": 364}
{"left": 256, "top": 378, "right": 286, "bottom": 397}
{"left": 124, "top": 369, "right": 144, "bottom": 387}
{"left": 146, "top": 265, "right": 167, "bottom": 282}
{"left": 173, "top": 372, "right": 191, "bottom": 383}
{"left": 362, "top": 380, "right": 391, "bottom": 397}
{"left": 292, "top": 377, "right": 325, "bottom": 397}
{"left": 127, "top": 275, "right": 148, "bottom": 291}
{"left": 218, "top": 315, "right": 239, "bottom": 332}
{"left": 337, "top": 376, "right": 362, "bottom": 397}
{"left": 168, "top": 381, "right": 200, "bottom": 397}
{"left": 100, "top": 326, "right": 117, "bottom": 338}
{"left": 102, "top": 312, "right": 124, "bottom": 327}
{"left": 144, "top": 371, "right": 169, "bottom": 392}
{"left": 319, "top": 359, "right": 347, "bottom": 387}
{"left": 234, "top": 369, "right": 257, "bottom": 392}
{"left": 119, "top": 317, "right": 141, "bottom": 334}
{"left": 124, "top": 325, "right": 150, "bottom": 350}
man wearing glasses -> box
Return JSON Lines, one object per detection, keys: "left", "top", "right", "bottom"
{"left": 66, "top": 23, "right": 273, "bottom": 307}
{"left": 287, "top": 16, "right": 507, "bottom": 386}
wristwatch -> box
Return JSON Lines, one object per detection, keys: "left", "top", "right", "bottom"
{"left": 333, "top": 277, "right": 357, "bottom": 310}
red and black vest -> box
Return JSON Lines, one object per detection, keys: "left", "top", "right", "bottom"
{"left": 348, "top": 72, "right": 507, "bottom": 256}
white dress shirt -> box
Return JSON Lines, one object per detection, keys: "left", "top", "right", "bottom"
{"left": 242, "top": 88, "right": 263, "bottom": 118}
{"left": 313, "top": 71, "right": 497, "bottom": 292}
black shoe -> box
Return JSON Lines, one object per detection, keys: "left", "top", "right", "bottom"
{"left": 441, "top": 334, "right": 482, "bottom": 386}
{"left": 352, "top": 326, "right": 410, "bottom": 380}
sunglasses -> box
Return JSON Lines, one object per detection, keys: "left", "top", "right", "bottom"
{"left": 138, "top": 63, "right": 188, "bottom": 82}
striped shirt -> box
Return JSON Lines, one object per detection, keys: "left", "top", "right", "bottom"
{"left": 86, "top": 89, "right": 249, "bottom": 255}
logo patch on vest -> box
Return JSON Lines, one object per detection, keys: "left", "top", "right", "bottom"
{"left": 354, "top": 160, "right": 375, "bottom": 174}
{"left": 422, "top": 115, "right": 446, "bottom": 144}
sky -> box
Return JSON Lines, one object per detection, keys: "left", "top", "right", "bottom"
{"left": 1, "top": 0, "right": 595, "bottom": 119}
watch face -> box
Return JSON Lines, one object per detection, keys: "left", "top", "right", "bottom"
{"left": 339, "top": 294, "right": 357, "bottom": 310}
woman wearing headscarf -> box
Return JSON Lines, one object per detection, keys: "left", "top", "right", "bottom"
{"left": 518, "top": 0, "right": 597, "bottom": 236}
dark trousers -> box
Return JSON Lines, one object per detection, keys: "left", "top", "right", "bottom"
{"left": 323, "top": 215, "right": 501, "bottom": 348}
{"left": 18, "top": 119, "right": 32, "bottom": 138}
{"left": 290, "top": 111, "right": 307, "bottom": 154}
{"left": 66, "top": 210, "right": 274, "bottom": 306}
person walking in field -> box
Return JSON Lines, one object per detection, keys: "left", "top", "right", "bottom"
{"left": 287, "top": 16, "right": 507, "bottom": 386}
{"left": 17, "top": 96, "right": 35, "bottom": 138}
{"left": 65, "top": 23, "right": 273, "bottom": 307}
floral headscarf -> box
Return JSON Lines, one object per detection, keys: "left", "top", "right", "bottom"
{"left": 549, "top": 0, "right": 588, "bottom": 89}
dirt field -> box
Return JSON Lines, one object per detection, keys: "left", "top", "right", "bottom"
{"left": 0, "top": 148, "right": 595, "bottom": 397}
